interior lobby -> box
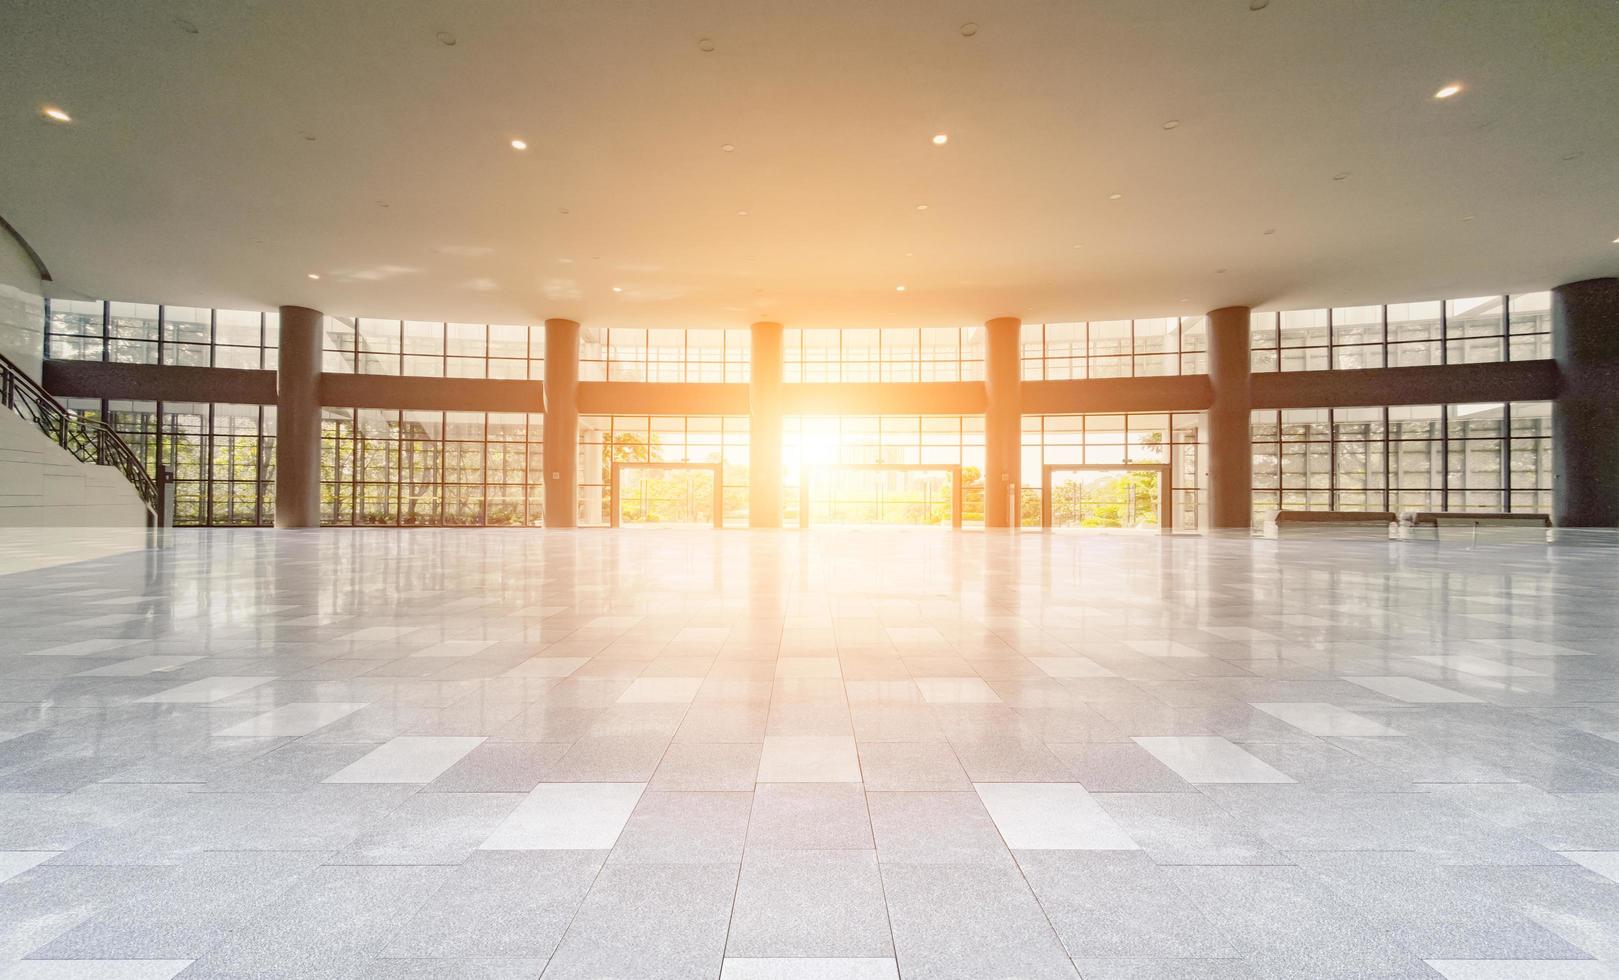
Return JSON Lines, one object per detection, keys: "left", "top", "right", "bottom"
{"left": 3, "top": 2, "right": 1619, "bottom": 978}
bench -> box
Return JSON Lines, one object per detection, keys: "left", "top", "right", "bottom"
{"left": 1263, "top": 510, "right": 1396, "bottom": 539}
{"left": 1399, "top": 511, "right": 1552, "bottom": 542}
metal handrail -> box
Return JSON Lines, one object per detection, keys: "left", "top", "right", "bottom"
{"left": 0, "top": 351, "right": 160, "bottom": 518}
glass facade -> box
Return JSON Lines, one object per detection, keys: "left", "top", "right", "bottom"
{"left": 1019, "top": 413, "right": 1206, "bottom": 531}
{"left": 321, "top": 317, "right": 546, "bottom": 379}
{"left": 577, "top": 416, "right": 751, "bottom": 527}
{"left": 1251, "top": 292, "right": 1552, "bottom": 371}
{"left": 1020, "top": 317, "right": 1207, "bottom": 380}
{"left": 320, "top": 410, "right": 545, "bottom": 526}
{"left": 579, "top": 328, "right": 750, "bottom": 383}
{"left": 62, "top": 398, "right": 277, "bottom": 526}
{"left": 1250, "top": 401, "right": 1552, "bottom": 523}
{"left": 782, "top": 415, "right": 985, "bottom": 525}
{"left": 784, "top": 327, "right": 985, "bottom": 383}
{"left": 46, "top": 300, "right": 280, "bottom": 368}
{"left": 35, "top": 292, "right": 1566, "bottom": 534}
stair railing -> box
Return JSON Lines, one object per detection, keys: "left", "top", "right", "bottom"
{"left": 0, "top": 351, "right": 161, "bottom": 520}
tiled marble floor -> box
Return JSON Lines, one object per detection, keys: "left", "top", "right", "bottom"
{"left": 3, "top": 527, "right": 1619, "bottom": 979}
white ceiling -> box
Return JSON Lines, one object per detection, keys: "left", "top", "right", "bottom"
{"left": 2, "top": 0, "right": 1617, "bottom": 329}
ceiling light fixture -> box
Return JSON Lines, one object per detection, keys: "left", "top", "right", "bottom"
{"left": 697, "top": 37, "right": 715, "bottom": 52}
{"left": 1434, "top": 83, "right": 1463, "bottom": 99}
{"left": 915, "top": 204, "right": 929, "bottom": 211}
{"left": 510, "top": 138, "right": 528, "bottom": 150}
{"left": 558, "top": 207, "right": 570, "bottom": 215}
{"left": 41, "top": 106, "right": 71, "bottom": 123}
{"left": 307, "top": 273, "right": 321, "bottom": 280}
{"left": 1249, "top": 0, "right": 1269, "bottom": 10}
{"left": 175, "top": 17, "right": 199, "bottom": 34}
{"left": 1108, "top": 192, "right": 1123, "bottom": 200}
{"left": 1162, "top": 120, "right": 1180, "bottom": 130}
{"left": 1332, "top": 172, "right": 1349, "bottom": 181}
{"left": 895, "top": 285, "right": 907, "bottom": 292}
{"left": 721, "top": 143, "right": 735, "bottom": 152}
{"left": 612, "top": 286, "right": 623, "bottom": 292}
{"left": 435, "top": 30, "right": 456, "bottom": 46}
{"left": 736, "top": 210, "right": 749, "bottom": 216}
{"left": 932, "top": 133, "right": 949, "bottom": 145}
{"left": 960, "top": 22, "right": 979, "bottom": 36}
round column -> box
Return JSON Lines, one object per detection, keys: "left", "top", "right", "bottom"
{"left": 984, "top": 316, "right": 1022, "bottom": 529}
{"left": 542, "top": 318, "right": 580, "bottom": 528}
{"left": 749, "top": 321, "right": 784, "bottom": 528}
{"left": 1553, "top": 277, "right": 1619, "bottom": 528}
{"left": 1206, "top": 305, "right": 1253, "bottom": 531}
{"left": 274, "top": 305, "right": 323, "bottom": 528}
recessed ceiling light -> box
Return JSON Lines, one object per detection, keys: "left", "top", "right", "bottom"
{"left": 1162, "top": 120, "right": 1180, "bottom": 130}
{"left": 375, "top": 200, "right": 390, "bottom": 208}
{"left": 1108, "top": 192, "right": 1123, "bottom": 200}
{"left": 558, "top": 207, "right": 570, "bottom": 215}
{"left": 1263, "top": 228, "right": 1275, "bottom": 235}
{"left": 1249, "top": 0, "right": 1269, "bottom": 10}
{"left": 435, "top": 30, "right": 456, "bottom": 46}
{"left": 895, "top": 285, "right": 907, "bottom": 292}
{"left": 1072, "top": 244, "right": 1083, "bottom": 249}
{"left": 1332, "top": 172, "right": 1349, "bottom": 181}
{"left": 307, "top": 273, "right": 320, "bottom": 280}
{"left": 612, "top": 286, "right": 623, "bottom": 292}
{"left": 905, "top": 252, "right": 914, "bottom": 257}
{"left": 1215, "top": 268, "right": 1228, "bottom": 274}
{"left": 1461, "top": 214, "right": 1476, "bottom": 222}
{"left": 1612, "top": 237, "right": 1619, "bottom": 244}
{"left": 932, "top": 133, "right": 949, "bottom": 145}
{"left": 300, "top": 131, "right": 317, "bottom": 142}
{"left": 736, "top": 210, "right": 749, "bottom": 216}
{"left": 1434, "top": 83, "right": 1463, "bottom": 99}
{"left": 915, "top": 204, "right": 928, "bottom": 211}
{"left": 960, "top": 22, "right": 979, "bottom": 36}
{"left": 510, "top": 138, "right": 527, "bottom": 150}
{"left": 697, "top": 37, "right": 715, "bottom": 52}
{"left": 42, "top": 106, "right": 71, "bottom": 123}
{"left": 721, "top": 143, "right": 735, "bottom": 152}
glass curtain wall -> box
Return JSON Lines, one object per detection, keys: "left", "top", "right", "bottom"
{"left": 781, "top": 416, "right": 985, "bottom": 526}
{"left": 576, "top": 416, "right": 751, "bottom": 527}
{"left": 321, "top": 317, "right": 545, "bottom": 379}
{"left": 1020, "top": 317, "right": 1207, "bottom": 379}
{"left": 1250, "top": 401, "right": 1551, "bottom": 523}
{"left": 1019, "top": 413, "right": 1206, "bottom": 531}
{"left": 46, "top": 301, "right": 280, "bottom": 368}
{"left": 579, "top": 328, "right": 750, "bottom": 382}
{"left": 320, "top": 410, "right": 545, "bottom": 526}
{"left": 62, "top": 398, "right": 277, "bottom": 526}
{"left": 1251, "top": 293, "right": 1552, "bottom": 371}
{"left": 784, "top": 327, "right": 985, "bottom": 382}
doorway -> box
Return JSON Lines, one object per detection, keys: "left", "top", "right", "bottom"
{"left": 609, "top": 461, "right": 723, "bottom": 528}
{"left": 1040, "top": 464, "right": 1171, "bottom": 532}
{"left": 796, "top": 464, "right": 963, "bottom": 528}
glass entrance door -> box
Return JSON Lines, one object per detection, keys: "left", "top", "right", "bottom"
{"left": 1041, "top": 465, "right": 1170, "bottom": 531}
{"left": 795, "top": 465, "right": 962, "bottom": 528}
{"left": 610, "top": 462, "right": 722, "bottom": 527}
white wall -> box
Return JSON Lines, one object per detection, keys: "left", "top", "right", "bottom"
{"left": 0, "top": 228, "right": 45, "bottom": 380}
{"left": 0, "top": 408, "right": 149, "bottom": 527}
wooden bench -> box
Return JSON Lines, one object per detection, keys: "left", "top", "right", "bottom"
{"left": 1263, "top": 510, "right": 1396, "bottom": 539}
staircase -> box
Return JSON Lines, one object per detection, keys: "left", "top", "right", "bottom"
{"left": 0, "top": 351, "right": 160, "bottom": 523}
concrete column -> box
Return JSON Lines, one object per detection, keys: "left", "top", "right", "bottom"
{"left": 274, "top": 305, "right": 323, "bottom": 528}
{"left": 1552, "top": 278, "right": 1619, "bottom": 528}
{"left": 542, "top": 318, "right": 580, "bottom": 528}
{"left": 984, "top": 316, "right": 1021, "bottom": 528}
{"left": 1206, "top": 306, "right": 1253, "bottom": 530}
{"left": 749, "top": 321, "right": 784, "bottom": 527}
